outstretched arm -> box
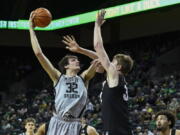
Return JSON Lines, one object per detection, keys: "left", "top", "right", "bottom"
{"left": 62, "top": 35, "right": 98, "bottom": 59}
{"left": 93, "top": 10, "right": 111, "bottom": 72}
{"left": 94, "top": 10, "right": 110, "bottom": 71}
{"left": 29, "top": 11, "right": 60, "bottom": 85}
{"left": 80, "top": 59, "right": 100, "bottom": 87}
{"left": 94, "top": 10, "right": 118, "bottom": 86}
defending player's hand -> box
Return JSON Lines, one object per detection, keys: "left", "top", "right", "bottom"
{"left": 29, "top": 11, "right": 36, "bottom": 29}
{"left": 96, "top": 9, "right": 106, "bottom": 27}
{"left": 81, "top": 59, "right": 101, "bottom": 82}
{"left": 96, "top": 62, "right": 104, "bottom": 73}
{"left": 90, "top": 59, "right": 101, "bottom": 72}
{"left": 62, "top": 35, "right": 80, "bottom": 52}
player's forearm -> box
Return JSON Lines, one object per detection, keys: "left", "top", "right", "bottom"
{"left": 93, "top": 23, "right": 111, "bottom": 71}
{"left": 29, "top": 29, "right": 43, "bottom": 55}
{"left": 83, "top": 61, "right": 98, "bottom": 81}
{"left": 77, "top": 47, "right": 98, "bottom": 59}
{"left": 85, "top": 66, "right": 96, "bottom": 81}
{"left": 93, "top": 24, "right": 103, "bottom": 51}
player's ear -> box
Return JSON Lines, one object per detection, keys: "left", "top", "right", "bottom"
{"left": 64, "top": 65, "right": 68, "bottom": 69}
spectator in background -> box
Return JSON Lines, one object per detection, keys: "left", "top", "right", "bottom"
{"left": 155, "top": 110, "right": 180, "bottom": 135}
{"left": 19, "top": 117, "right": 36, "bottom": 135}
{"left": 168, "top": 98, "right": 179, "bottom": 114}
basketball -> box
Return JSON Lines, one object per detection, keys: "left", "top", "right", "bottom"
{"left": 33, "top": 8, "right": 52, "bottom": 27}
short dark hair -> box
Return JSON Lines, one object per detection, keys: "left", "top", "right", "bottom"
{"left": 113, "top": 54, "right": 133, "bottom": 75}
{"left": 24, "top": 117, "right": 36, "bottom": 125}
{"left": 155, "top": 110, "right": 176, "bottom": 128}
{"left": 58, "top": 55, "right": 78, "bottom": 74}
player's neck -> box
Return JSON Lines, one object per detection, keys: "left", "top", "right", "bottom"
{"left": 25, "top": 131, "right": 34, "bottom": 135}
{"left": 159, "top": 128, "right": 171, "bottom": 135}
{"left": 66, "top": 70, "right": 77, "bottom": 77}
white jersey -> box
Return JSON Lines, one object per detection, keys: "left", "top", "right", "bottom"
{"left": 47, "top": 74, "right": 88, "bottom": 135}
{"left": 54, "top": 74, "right": 87, "bottom": 118}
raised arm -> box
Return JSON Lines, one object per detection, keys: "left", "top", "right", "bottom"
{"left": 62, "top": 35, "right": 98, "bottom": 59}
{"left": 80, "top": 59, "right": 100, "bottom": 87}
{"left": 94, "top": 10, "right": 119, "bottom": 87}
{"left": 29, "top": 11, "right": 60, "bottom": 85}
{"left": 93, "top": 10, "right": 111, "bottom": 72}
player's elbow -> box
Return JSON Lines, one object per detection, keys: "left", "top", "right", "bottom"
{"left": 35, "top": 51, "right": 43, "bottom": 57}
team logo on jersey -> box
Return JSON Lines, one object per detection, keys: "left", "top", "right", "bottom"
{"left": 64, "top": 77, "right": 80, "bottom": 98}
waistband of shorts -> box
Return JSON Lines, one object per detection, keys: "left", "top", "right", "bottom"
{"left": 53, "top": 114, "right": 81, "bottom": 122}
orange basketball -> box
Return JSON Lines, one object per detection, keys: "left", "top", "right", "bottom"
{"left": 33, "top": 8, "right": 52, "bottom": 27}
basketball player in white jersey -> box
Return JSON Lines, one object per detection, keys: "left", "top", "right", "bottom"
{"left": 29, "top": 11, "right": 100, "bottom": 135}
{"left": 19, "top": 118, "right": 36, "bottom": 135}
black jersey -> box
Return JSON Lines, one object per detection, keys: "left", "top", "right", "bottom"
{"left": 102, "top": 75, "right": 132, "bottom": 135}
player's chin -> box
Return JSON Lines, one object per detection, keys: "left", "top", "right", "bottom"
{"left": 74, "top": 67, "right": 80, "bottom": 72}
{"left": 77, "top": 68, "right": 81, "bottom": 71}
{"left": 76, "top": 66, "right": 80, "bottom": 70}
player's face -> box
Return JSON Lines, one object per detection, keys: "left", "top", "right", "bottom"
{"left": 156, "top": 115, "right": 171, "bottom": 131}
{"left": 66, "top": 57, "right": 80, "bottom": 71}
{"left": 25, "top": 122, "right": 35, "bottom": 132}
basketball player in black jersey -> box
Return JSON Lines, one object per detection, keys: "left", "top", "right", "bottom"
{"left": 155, "top": 110, "right": 180, "bottom": 135}
{"left": 35, "top": 118, "right": 99, "bottom": 135}
{"left": 93, "top": 10, "right": 133, "bottom": 135}
{"left": 19, "top": 118, "right": 36, "bottom": 135}
{"left": 62, "top": 10, "right": 134, "bottom": 135}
